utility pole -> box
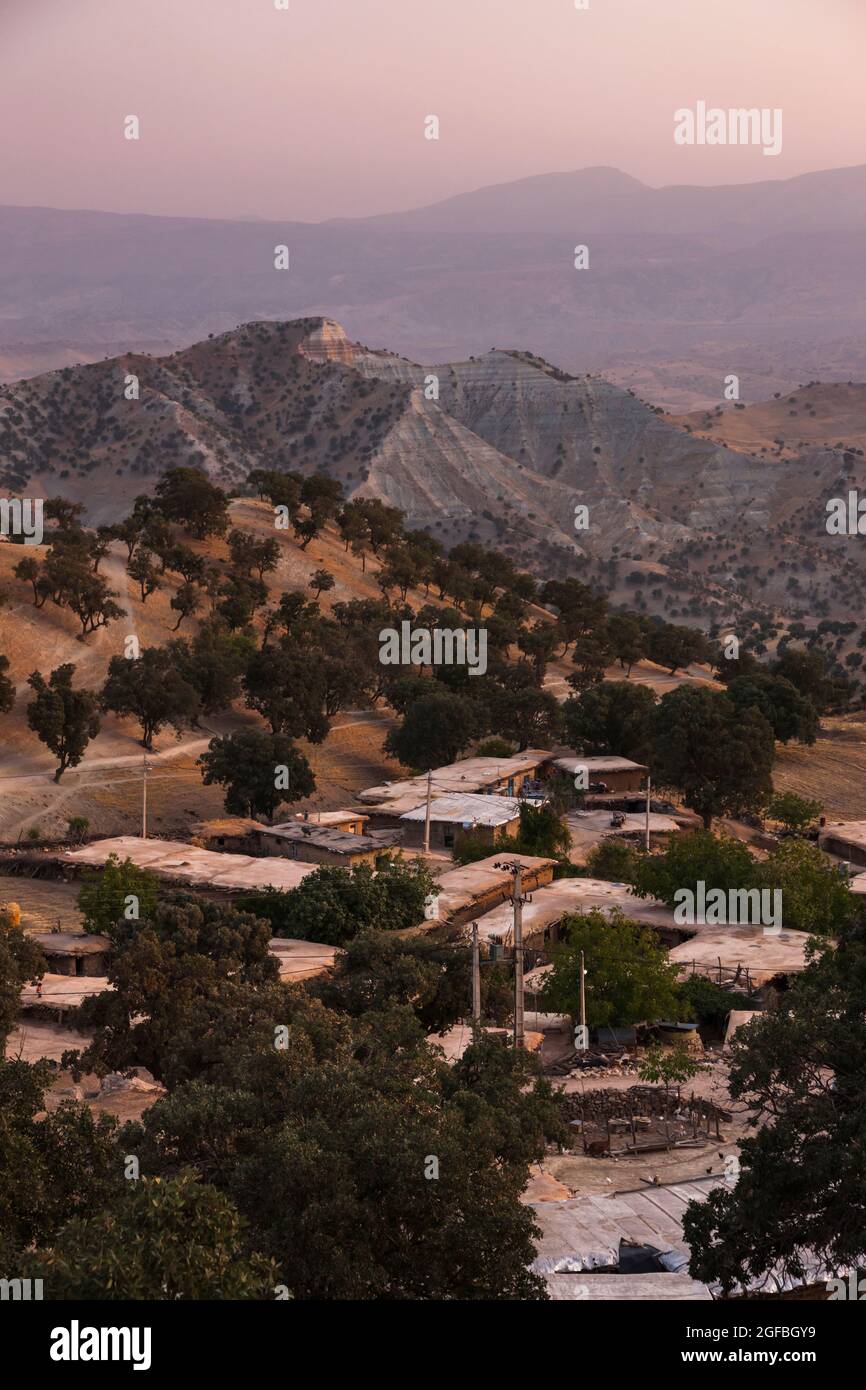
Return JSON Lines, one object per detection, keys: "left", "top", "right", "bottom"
{"left": 142, "top": 754, "right": 150, "bottom": 840}
{"left": 645, "top": 774, "right": 651, "bottom": 852}
{"left": 579, "top": 949, "right": 587, "bottom": 1047}
{"left": 470, "top": 921, "right": 481, "bottom": 1037}
{"left": 423, "top": 769, "right": 432, "bottom": 854}
{"left": 496, "top": 859, "right": 529, "bottom": 1049}
{"left": 513, "top": 864, "right": 525, "bottom": 1048}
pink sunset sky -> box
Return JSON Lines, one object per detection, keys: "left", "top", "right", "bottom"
{"left": 2, "top": 0, "right": 865, "bottom": 222}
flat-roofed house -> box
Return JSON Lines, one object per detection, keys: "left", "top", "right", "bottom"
{"left": 818, "top": 820, "right": 866, "bottom": 867}
{"left": 399, "top": 793, "right": 521, "bottom": 851}
{"left": 64, "top": 838, "right": 318, "bottom": 894}
{"left": 360, "top": 750, "right": 552, "bottom": 825}
{"left": 290, "top": 809, "right": 370, "bottom": 835}
{"left": 411, "top": 854, "right": 557, "bottom": 930}
{"left": 250, "top": 822, "right": 402, "bottom": 866}
{"left": 547, "top": 754, "right": 648, "bottom": 794}
{"left": 29, "top": 932, "right": 112, "bottom": 977}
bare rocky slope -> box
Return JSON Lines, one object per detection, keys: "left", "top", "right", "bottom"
{"left": 2, "top": 316, "right": 865, "bottom": 638}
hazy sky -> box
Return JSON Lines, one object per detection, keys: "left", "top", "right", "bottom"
{"left": 2, "top": 0, "right": 864, "bottom": 222}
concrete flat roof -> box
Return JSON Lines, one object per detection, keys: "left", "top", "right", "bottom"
{"left": 267, "top": 938, "right": 341, "bottom": 982}
{"left": 669, "top": 925, "right": 810, "bottom": 981}
{"left": 30, "top": 932, "right": 111, "bottom": 956}
{"left": 65, "top": 838, "right": 318, "bottom": 894}
{"left": 360, "top": 750, "right": 552, "bottom": 811}
{"left": 545, "top": 1272, "right": 712, "bottom": 1301}
{"left": 20, "top": 974, "right": 112, "bottom": 1009}
{"left": 552, "top": 755, "right": 648, "bottom": 775}
{"left": 289, "top": 810, "right": 369, "bottom": 828}
{"left": 569, "top": 809, "right": 680, "bottom": 837}
{"left": 471, "top": 877, "right": 679, "bottom": 945}
{"left": 192, "top": 818, "right": 261, "bottom": 838}
{"left": 19, "top": 939, "right": 338, "bottom": 1004}
{"left": 820, "top": 821, "right": 866, "bottom": 852}
{"left": 400, "top": 793, "right": 521, "bottom": 827}
{"left": 256, "top": 824, "right": 401, "bottom": 853}
{"left": 427, "top": 854, "right": 557, "bottom": 925}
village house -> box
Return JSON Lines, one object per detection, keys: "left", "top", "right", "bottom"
{"left": 191, "top": 809, "right": 373, "bottom": 855}
{"left": 29, "top": 931, "right": 112, "bottom": 978}
{"left": 546, "top": 754, "right": 649, "bottom": 795}
{"left": 360, "top": 750, "right": 552, "bottom": 826}
{"left": 250, "top": 822, "right": 402, "bottom": 866}
{"left": 399, "top": 793, "right": 521, "bottom": 852}
{"left": 64, "top": 838, "right": 319, "bottom": 895}
{"left": 818, "top": 819, "right": 866, "bottom": 867}
{"left": 410, "top": 853, "right": 557, "bottom": 930}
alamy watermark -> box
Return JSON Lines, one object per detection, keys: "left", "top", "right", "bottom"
{"left": 0, "top": 498, "right": 44, "bottom": 545}
{"left": 674, "top": 102, "right": 782, "bottom": 157}
{"left": 379, "top": 620, "right": 487, "bottom": 676}
{"left": 826, "top": 491, "right": 866, "bottom": 535}
{"left": 673, "top": 880, "right": 782, "bottom": 933}
{"left": 0, "top": 1277, "right": 43, "bottom": 1300}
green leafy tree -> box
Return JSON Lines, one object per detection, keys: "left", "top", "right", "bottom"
{"left": 385, "top": 691, "right": 478, "bottom": 770}
{"left": 237, "top": 858, "right": 438, "bottom": 946}
{"left": 605, "top": 612, "right": 647, "bottom": 675}
{"left": 125, "top": 1016, "right": 563, "bottom": 1300}
{"left": 541, "top": 909, "right": 682, "bottom": 1026}
{"left": 77, "top": 854, "right": 158, "bottom": 936}
{"left": 101, "top": 646, "right": 200, "bottom": 749}
{"left": 678, "top": 975, "right": 760, "bottom": 1029}
{"left": 770, "top": 646, "right": 852, "bottom": 715}
{"left": 25, "top": 1172, "right": 279, "bottom": 1300}
{"left": 649, "top": 685, "right": 774, "bottom": 829}
{"left": 293, "top": 475, "right": 343, "bottom": 549}
{"left": 630, "top": 830, "right": 757, "bottom": 905}
{"left": 127, "top": 547, "right": 161, "bottom": 602}
{"left": 170, "top": 622, "right": 255, "bottom": 718}
{"left": 647, "top": 622, "right": 710, "bottom": 675}
{"left": 683, "top": 925, "right": 866, "bottom": 1294}
{"left": 760, "top": 839, "right": 856, "bottom": 935}
{"left": 563, "top": 680, "right": 657, "bottom": 761}
{"left": 585, "top": 837, "right": 640, "bottom": 882}
{"left": 65, "top": 894, "right": 280, "bottom": 1087}
{"left": 0, "top": 1058, "right": 121, "bottom": 1267}
{"left": 26, "top": 664, "right": 101, "bottom": 781}
{"left": 765, "top": 791, "right": 823, "bottom": 834}
{"left": 491, "top": 686, "right": 563, "bottom": 751}
{"left": 14, "top": 556, "right": 43, "bottom": 606}
{"left": 154, "top": 467, "right": 229, "bottom": 539}
{"left": 310, "top": 569, "right": 335, "bottom": 599}
{"left": 510, "top": 802, "right": 570, "bottom": 858}
{"left": 315, "top": 929, "right": 513, "bottom": 1035}
{"left": 169, "top": 580, "right": 201, "bottom": 631}
{"left": 217, "top": 574, "right": 268, "bottom": 630}
{"left": 198, "top": 730, "right": 315, "bottom": 821}
{"left": 0, "top": 654, "right": 14, "bottom": 714}
{"left": 475, "top": 737, "right": 515, "bottom": 758}
{"left": 727, "top": 673, "right": 819, "bottom": 745}
{"left": 0, "top": 917, "right": 45, "bottom": 1052}
{"left": 638, "top": 1043, "right": 706, "bottom": 1140}
{"left": 243, "top": 640, "right": 331, "bottom": 742}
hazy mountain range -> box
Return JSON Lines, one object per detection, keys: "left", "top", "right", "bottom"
{"left": 2, "top": 164, "right": 866, "bottom": 408}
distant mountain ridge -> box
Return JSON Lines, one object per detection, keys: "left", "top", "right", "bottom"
{"left": 2, "top": 163, "right": 866, "bottom": 405}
